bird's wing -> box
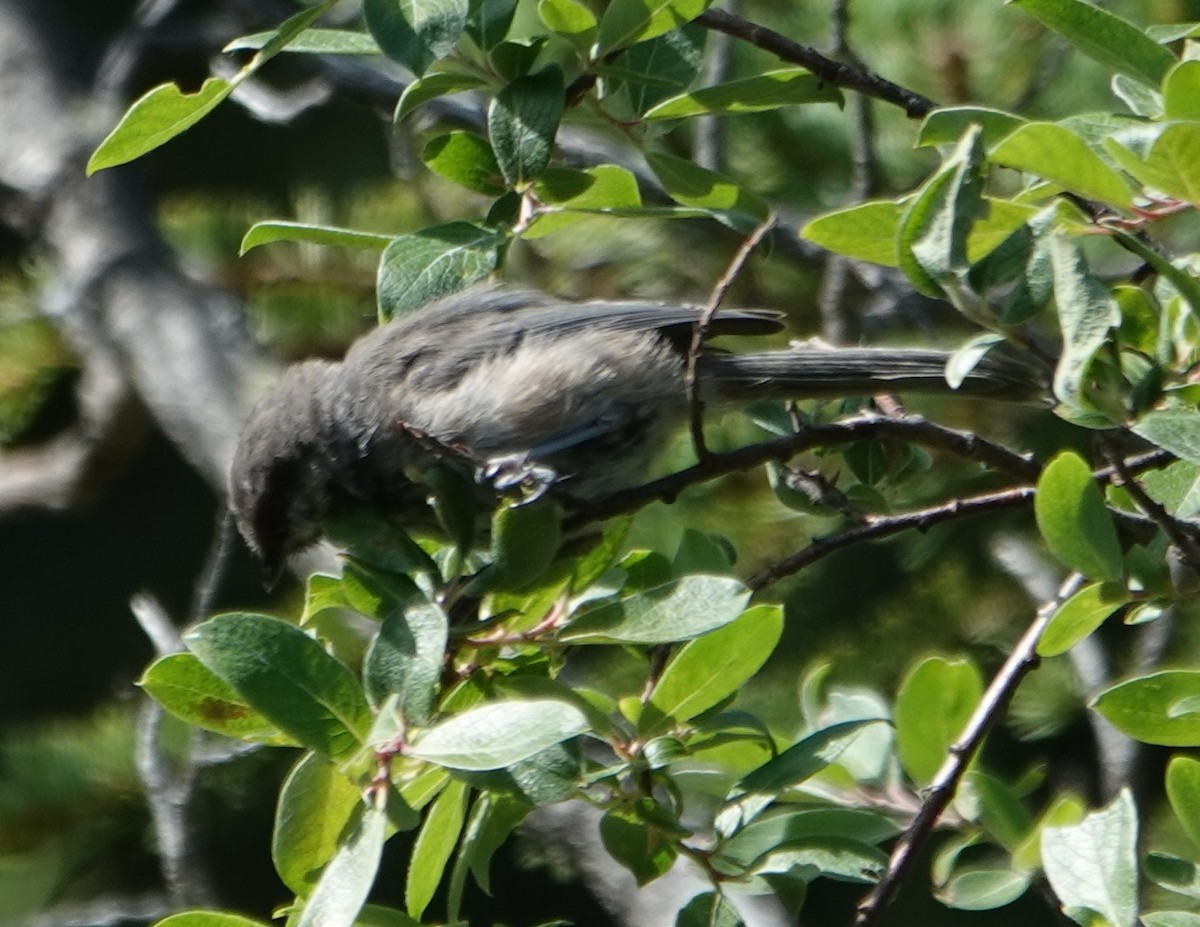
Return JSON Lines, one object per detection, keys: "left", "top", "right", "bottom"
{"left": 420, "top": 284, "right": 783, "bottom": 341}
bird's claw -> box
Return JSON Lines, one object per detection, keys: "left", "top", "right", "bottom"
{"left": 480, "top": 454, "right": 558, "bottom": 503}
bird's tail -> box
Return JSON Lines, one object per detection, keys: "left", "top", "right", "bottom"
{"left": 698, "top": 345, "right": 1047, "bottom": 403}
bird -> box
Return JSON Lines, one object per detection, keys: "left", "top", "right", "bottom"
{"left": 229, "top": 284, "right": 1044, "bottom": 581}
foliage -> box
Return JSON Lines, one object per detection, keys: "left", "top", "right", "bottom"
{"left": 87, "top": 0, "right": 1200, "bottom": 925}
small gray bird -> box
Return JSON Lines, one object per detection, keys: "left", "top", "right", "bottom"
{"left": 230, "top": 285, "right": 1041, "bottom": 580}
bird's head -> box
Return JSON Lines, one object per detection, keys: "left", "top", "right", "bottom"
{"left": 229, "top": 361, "right": 339, "bottom": 587}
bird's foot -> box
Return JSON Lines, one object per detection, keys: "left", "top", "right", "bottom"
{"left": 480, "top": 454, "right": 558, "bottom": 503}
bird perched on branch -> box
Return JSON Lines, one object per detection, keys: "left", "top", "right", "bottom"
{"left": 230, "top": 285, "right": 1043, "bottom": 581}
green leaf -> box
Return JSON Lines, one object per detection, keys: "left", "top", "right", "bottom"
{"left": 470, "top": 0, "right": 520, "bottom": 50}
{"left": 365, "top": 601, "right": 448, "bottom": 724}
{"left": 1034, "top": 451, "right": 1123, "bottom": 582}
{"left": 752, "top": 836, "right": 886, "bottom": 883}
{"left": 596, "top": 0, "right": 711, "bottom": 54}
{"left": 1167, "top": 756, "right": 1200, "bottom": 849}
{"left": 900, "top": 126, "right": 987, "bottom": 298}
{"left": 646, "top": 151, "right": 769, "bottom": 224}
{"left": 894, "top": 656, "right": 982, "bottom": 786}
{"left": 325, "top": 507, "right": 439, "bottom": 576}
{"left": 272, "top": 752, "right": 365, "bottom": 895}
{"left": 395, "top": 71, "right": 490, "bottom": 122}
{"left": 240, "top": 221, "right": 394, "bottom": 255}
{"left": 406, "top": 778, "right": 468, "bottom": 919}
{"left": 225, "top": 29, "right": 382, "bottom": 55}
{"left": 185, "top": 614, "right": 372, "bottom": 760}
{"left": 87, "top": 78, "right": 232, "bottom": 174}
{"left": 990, "top": 122, "right": 1133, "bottom": 207}
{"left": 1147, "top": 852, "right": 1200, "bottom": 900}
{"left": 1037, "top": 581, "right": 1132, "bottom": 657}
{"left": 488, "top": 67, "right": 565, "bottom": 186}
{"left": 621, "top": 25, "right": 706, "bottom": 115}
{"left": 1144, "top": 913, "right": 1200, "bottom": 927}
{"left": 1040, "top": 789, "right": 1138, "bottom": 927}
{"left": 561, "top": 574, "right": 751, "bottom": 644}
{"left": 480, "top": 498, "right": 562, "bottom": 591}
{"left": 422, "top": 131, "right": 505, "bottom": 195}
{"left": 675, "top": 891, "right": 743, "bottom": 927}
{"left": 719, "top": 807, "right": 901, "bottom": 869}
{"left": 916, "top": 107, "right": 1026, "bottom": 148}
{"left": 458, "top": 792, "right": 529, "bottom": 895}
{"left": 363, "top": 0, "right": 470, "bottom": 75}
{"left": 1164, "top": 61, "right": 1200, "bottom": 119}
{"left": 376, "top": 221, "right": 503, "bottom": 320}
{"left": 600, "top": 806, "right": 678, "bottom": 886}
{"left": 1008, "top": 0, "right": 1175, "bottom": 87}
{"left": 140, "top": 653, "right": 296, "bottom": 746}
{"left": 643, "top": 68, "right": 843, "bottom": 119}
{"left": 537, "top": 0, "right": 597, "bottom": 47}
{"left": 154, "top": 916, "right": 269, "bottom": 927}
{"left": 1047, "top": 235, "right": 1122, "bottom": 408}
{"left": 525, "top": 165, "right": 643, "bottom": 237}
{"left": 717, "top": 720, "right": 882, "bottom": 835}
{"left": 296, "top": 800, "right": 388, "bottom": 927}
{"left": 1105, "top": 123, "right": 1200, "bottom": 205}
{"left": 649, "top": 605, "right": 782, "bottom": 724}
{"left": 936, "top": 867, "right": 1031, "bottom": 911}
{"left": 409, "top": 700, "right": 589, "bottom": 770}
{"left": 801, "top": 201, "right": 901, "bottom": 267}
{"left": 1093, "top": 670, "right": 1200, "bottom": 746}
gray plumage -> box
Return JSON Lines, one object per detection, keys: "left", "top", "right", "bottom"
{"left": 229, "top": 285, "right": 1043, "bottom": 578}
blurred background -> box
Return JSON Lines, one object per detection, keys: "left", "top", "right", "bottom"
{"left": 1, "top": 0, "right": 1197, "bottom": 925}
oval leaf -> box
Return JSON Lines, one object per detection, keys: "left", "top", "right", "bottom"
{"left": 240, "top": 221, "right": 393, "bottom": 255}
{"left": 409, "top": 700, "right": 589, "bottom": 770}
{"left": 88, "top": 78, "right": 232, "bottom": 174}
{"left": 273, "top": 751, "right": 365, "bottom": 895}
{"left": 376, "top": 221, "right": 502, "bottom": 320}
{"left": 1009, "top": 0, "right": 1174, "bottom": 88}
{"left": 297, "top": 800, "right": 389, "bottom": 927}
{"left": 649, "top": 605, "right": 783, "bottom": 724}
{"left": 1037, "top": 581, "right": 1131, "bottom": 657}
{"left": 801, "top": 201, "right": 901, "bottom": 267}
{"left": 140, "top": 653, "right": 296, "bottom": 746}
{"left": 894, "top": 656, "right": 982, "bottom": 785}
{"left": 596, "top": 0, "right": 711, "bottom": 54}
{"left": 561, "top": 574, "right": 751, "bottom": 644}
{"left": 644, "top": 68, "right": 843, "bottom": 119}
{"left": 185, "top": 613, "right": 372, "bottom": 760}
{"left": 1041, "top": 789, "right": 1138, "bottom": 927}
{"left": 990, "top": 122, "right": 1133, "bottom": 207}
{"left": 1167, "top": 756, "right": 1200, "bottom": 849}
{"left": 487, "top": 67, "right": 565, "bottom": 186}
{"left": 1093, "top": 670, "right": 1200, "bottom": 746}
{"left": 406, "top": 779, "right": 468, "bottom": 919}
{"left": 1034, "top": 452, "right": 1123, "bottom": 581}
{"left": 422, "top": 131, "right": 505, "bottom": 194}
{"left": 363, "top": 0, "right": 469, "bottom": 75}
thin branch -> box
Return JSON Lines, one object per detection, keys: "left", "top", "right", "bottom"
{"left": 685, "top": 214, "right": 777, "bottom": 460}
{"left": 695, "top": 8, "right": 937, "bottom": 118}
{"left": 853, "top": 572, "right": 1088, "bottom": 927}
{"left": 566, "top": 411, "right": 1041, "bottom": 527}
{"left": 693, "top": 0, "right": 737, "bottom": 170}
{"left": 746, "top": 483, "right": 1036, "bottom": 592}
{"left": 1101, "top": 435, "right": 1200, "bottom": 573}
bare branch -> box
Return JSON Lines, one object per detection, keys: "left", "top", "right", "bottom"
{"left": 685, "top": 215, "right": 777, "bottom": 459}
{"left": 695, "top": 8, "right": 938, "bottom": 118}
{"left": 854, "top": 572, "right": 1088, "bottom": 927}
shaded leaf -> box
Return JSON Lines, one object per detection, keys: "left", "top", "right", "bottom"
{"left": 185, "top": 614, "right": 371, "bottom": 760}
